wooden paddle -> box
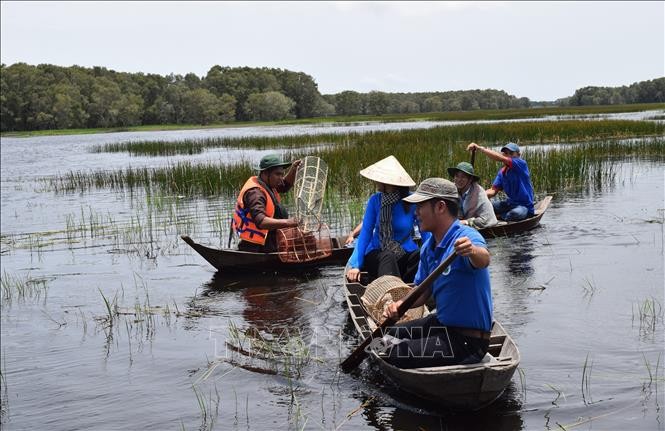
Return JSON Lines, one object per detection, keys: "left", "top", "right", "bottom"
{"left": 340, "top": 251, "right": 457, "bottom": 373}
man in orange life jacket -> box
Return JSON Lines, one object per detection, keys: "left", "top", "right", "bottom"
{"left": 233, "top": 154, "right": 302, "bottom": 253}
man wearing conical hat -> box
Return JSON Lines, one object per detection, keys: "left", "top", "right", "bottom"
{"left": 447, "top": 162, "right": 497, "bottom": 229}
{"left": 232, "top": 154, "right": 302, "bottom": 252}
{"left": 346, "top": 156, "right": 429, "bottom": 284}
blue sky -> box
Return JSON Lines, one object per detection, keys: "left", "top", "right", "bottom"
{"left": 1, "top": 1, "right": 663, "bottom": 100}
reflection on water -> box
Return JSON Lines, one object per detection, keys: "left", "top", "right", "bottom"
{"left": 356, "top": 376, "right": 524, "bottom": 430}
{"left": 203, "top": 271, "right": 310, "bottom": 333}
{"left": 504, "top": 230, "right": 537, "bottom": 278}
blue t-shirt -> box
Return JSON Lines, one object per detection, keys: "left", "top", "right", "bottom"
{"left": 492, "top": 157, "right": 535, "bottom": 214}
{"left": 348, "top": 192, "right": 429, "bottom": 270}
{"left": 414, "top": 220, "right": 493, "bottom": 332}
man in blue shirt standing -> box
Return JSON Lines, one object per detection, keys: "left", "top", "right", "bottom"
{"left": 467, "top": 142, "right": 534, "bottom": 221}
{"left": 383, "top": 178, "right": 493, "bottom": 369}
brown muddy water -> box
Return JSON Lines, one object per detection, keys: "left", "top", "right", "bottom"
{"left": 0, "top": 121, "right": 663, "bottom": 430}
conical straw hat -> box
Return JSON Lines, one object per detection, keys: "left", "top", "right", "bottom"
{"left": 359, "top": 155, "right": 415, "bottom": 187}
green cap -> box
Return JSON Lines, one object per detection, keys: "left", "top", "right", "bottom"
{"left": 254, "top": 154, "right": 292, "bottom": 171}
{"left": 447, "top": 162, "right": 479, "bottom": 181}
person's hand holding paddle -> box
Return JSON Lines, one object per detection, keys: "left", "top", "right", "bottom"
{"left": 454, "top": 236, "right": 490, "bottom": 268}
{"left": 383, "top": 299, "right": 403, "bottom": 320}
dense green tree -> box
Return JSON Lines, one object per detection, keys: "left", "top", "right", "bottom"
{"left": 182, "top": 88, "right": 235, "bottom": 125}
{"left": 423, "top": 96, "right": 443, "bottom": 112}
{"left": 1, "top": 62, "right": 661, "bottom": 132}
{"left": 312, "top": 97, "right": 335, "bottom": 117}
{"left": 367, "top": 91, "right": 390, "bottom": 115}
{"left": 567, "top": 78, "right": 665, "bottom": 106}
{"left": 332, "top": 91, "right": 364, "bottom": 115}
{"left": 243, "top": 91, "right": 295, "bottom": 121}
{"left": 51, "top": 83, "right": 88, "bottom": 128}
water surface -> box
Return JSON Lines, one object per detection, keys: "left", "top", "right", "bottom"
{"left": 1, "top": 122, "right": 663, "bottom": 430}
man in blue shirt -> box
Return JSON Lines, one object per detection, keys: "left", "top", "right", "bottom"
{"left": 467, "top": 142, "right": 534, "bottom": 221}
{"left": 383, "top": 178, "right": 493, "bottom": 369}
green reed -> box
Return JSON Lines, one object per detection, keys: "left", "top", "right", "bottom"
{"left": 93, "top": 140, "right": 207, "bottom": 156}
{"left": 582, "top": 353, "right": 594, "bottom": 405}
{"left": 1, "top": 271, "right": 49, "bottom": 306}
{"left": 632, "top": 297, "right": 663, "bottom": 336}
{"left": 191, "top": 384, "right": 220, "bottom": 431}
{"left": 46, "top": 136, "right": 665, "bottom": 204}
{"left": 90, "top": 119, "right": 664, "bottom": 156}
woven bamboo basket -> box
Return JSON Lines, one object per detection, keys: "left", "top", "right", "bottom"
{"left": 361, "top": 275, "right": 425, "bottom": 325}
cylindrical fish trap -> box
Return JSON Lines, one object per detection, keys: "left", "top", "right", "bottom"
{"left": 276, "top": 223, "right": 333, "bottom": 263}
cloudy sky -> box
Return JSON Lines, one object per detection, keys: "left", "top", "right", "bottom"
{"left": 1, "top": 1, "right": 663, "bottom": 101}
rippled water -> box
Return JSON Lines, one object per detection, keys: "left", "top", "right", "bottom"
{"left": 1, "top": 120, "right": 663, "bottom": 430}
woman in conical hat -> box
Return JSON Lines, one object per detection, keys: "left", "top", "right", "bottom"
{"left": 346, "top": 156, "right": 429, "bottom": 284}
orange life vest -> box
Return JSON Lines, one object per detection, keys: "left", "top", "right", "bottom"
{"left": 232, "top": 176, "right": 281, "bottom": 245}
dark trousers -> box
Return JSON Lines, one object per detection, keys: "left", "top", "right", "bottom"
{"left": 382, "top": 314, "right": 490, "bottom": 369}
{"left": 364, "top": 248, "right": 420, "bottom": 283}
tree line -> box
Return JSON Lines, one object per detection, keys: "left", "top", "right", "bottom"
{"left": 559, "top": 77, "right": 665, "bottom": 106}
{"left": 1, "top": 62, "right": 663, "bottom": 132}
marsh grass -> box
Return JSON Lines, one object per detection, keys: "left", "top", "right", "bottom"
{"left": 90, "top": 119, "right": 665, "bottom": 157}
{"left": 1, "top": 271, "right": 49, "bottom": 305}
{"left": 93, "top": 140, "right": 208, "bottom": 156}
{"left": 225, "top": 321, "right": 313, "bottom": 380}
{"left": 46, "top": 134, "right": 665, "bottom": 200}
{"left": 192, "top": 384, "right": 220, "bottom": 431}
{"left": 582, "top": 353, "right": 594, "bottom": 405}
{"left": 632, "top": 297, "right": 663, "bottom": 336}
{"left": 3, "top": 194, "right": 200, "bottom": 261}
{"left": 0, "top": 350, "right": 7, "bottom": 423}
{"left": 642, "top": 353, "right": 663, "bottom": 389}
{"left": 545, "top": 383, "right": 565, "bottom": 406}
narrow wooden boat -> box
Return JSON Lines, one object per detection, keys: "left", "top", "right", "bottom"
{"left": 344, "top": 278, "right": 520, "bottom": 411}
{"left": 181, "top": 235, "right": 353, "bottom": 273}
{"left": 478, "top": 196, "right": 553, "bottom": 238}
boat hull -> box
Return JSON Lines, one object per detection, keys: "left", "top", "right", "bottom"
{"left": 181, "top": 235, "right": 353, "bottom": 273}
{"left": 478, "top": 196, "right": 553, "bottom": 238}
{"left": 344, "top": 280, "right": 520, "bottom": 411}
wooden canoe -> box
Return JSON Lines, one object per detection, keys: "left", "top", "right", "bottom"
{"left": 181, "top": 235, "right": 353, "bottom": 273}
{"left": 344, "top": 278, "right": 520, "bottom": 411}
{"left": 478, "top": 196, "right": 553, "bottom": 238}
